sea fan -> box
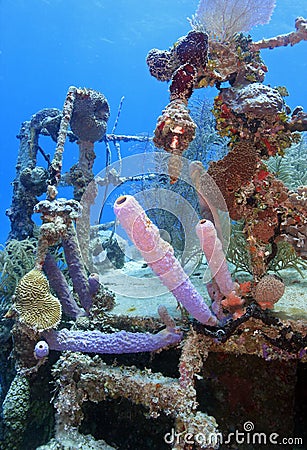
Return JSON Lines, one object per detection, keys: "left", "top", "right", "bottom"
{"left": 267, "top": 134, "right": 307, "bottom": 190}
{"left": 190, "top": 0, "right": 276, "bottom": 41}
{"left": 187, "top": 96, "right": 229, "bottom": 166}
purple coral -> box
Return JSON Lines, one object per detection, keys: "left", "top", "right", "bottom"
{"left": 146, "top": 30, "right": 208, "bottom": 87}
{"left": 170, "top": 64, "right": 196, "bottom": 101}
{"left": 146, "top": 48, "right": 175, "bottom": 82}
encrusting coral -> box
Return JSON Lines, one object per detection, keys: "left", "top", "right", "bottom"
{"left": 2, "top": 374, "right": 30, "bottom": 450}
{"left": 70, "top": 88, "right": 110, "bottom": 143}
{"left": 146, "top": 1, "right": 307, "bottom": 313}
{"left": 149, "top": 30, "right": 209, "bottom": 183}
{"left": 212, "top": 84, "right": 300, "bottom": 158}
{"left": 36, "top": 429, "right": 115, "bottom": 450}
{"left": 146, "top": 30, "right": 208, "bottom": 84}
{"left": 6, "top": 119, "right": 49, "bottom": 241}
{"left": 250, "top": 16, "right": 307, "bottom": 51}
{"left": 50, "top": 351, "right": 219, "bottom": 449}
{"left": 33, "top": 195, "right": 97, "bottom": 315}
{"left": 153, "top": 99, "right": 196, "bottom": 184}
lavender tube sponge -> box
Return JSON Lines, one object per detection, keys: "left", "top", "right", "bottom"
{"left": 62, "top": 223, "right": 93, "bottom": 312}
{"left": 114, "top": 195, "right": 217, "bottom": 325}
{"left": 41, "top": 327, "right": 181, "bottom": 354}
{"left": 43, "top": 253, "right": 85, "bottom": 318}
{"left": 40, "top": 306, "right": 181, "bottom": 356}
{"left": 88, "top": 272, "right": 100, "bottom": 296}
{"left": 34, "top": 340, "right": 49, "bottom": 359}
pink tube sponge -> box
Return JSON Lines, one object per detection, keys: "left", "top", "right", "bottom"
{"left": 196, "top": 219, "right": 246, "bottom": 318}
{"left": 114, "top": 195, "right": 217, "bottom": 325}
{"left": 196, "top": 219, "right": 234, "bottom": 297}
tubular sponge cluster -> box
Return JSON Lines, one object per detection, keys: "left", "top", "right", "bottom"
{"left": 114, "top": 194, "right": 218, "bottom": 326}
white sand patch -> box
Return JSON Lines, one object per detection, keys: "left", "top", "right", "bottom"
{"left": 98, "top": 259, "right": 307, "bottom": 321}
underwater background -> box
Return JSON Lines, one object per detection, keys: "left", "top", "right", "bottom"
{"left": 0, "top": 1, "right": 307, "bottom": 449}
{"left": 0, "top": 0, "right": 307, "bottom": 244}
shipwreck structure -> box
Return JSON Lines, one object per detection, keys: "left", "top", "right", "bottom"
{"left": 0, "top": 1, "right": 306, "bottom": 448}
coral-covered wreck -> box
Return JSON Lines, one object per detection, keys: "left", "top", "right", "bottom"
{"left": 0, "top": 1, "right": 307, "bottom": 449}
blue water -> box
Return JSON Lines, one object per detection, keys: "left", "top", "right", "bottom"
{"left": 0, "top": 0, "right": 306, "bottom": 244}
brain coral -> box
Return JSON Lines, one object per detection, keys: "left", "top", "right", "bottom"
{"left": 254, "top": 274, "right": 285, "bottom": 309}
{"left": 14, "top": 269, "right": 62, "bottom": 331}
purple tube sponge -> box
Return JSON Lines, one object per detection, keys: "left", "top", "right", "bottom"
{"left": 88, "top": 272, "right": 100, "bottom": 296}
{"left": 34, "top": 340, "right": 49, "bottom": 359}
{"left": 40, "top": 306, "right": 182, "bottom": 355}
{"left": 114, "top": 195, "right": 218, "bottom": 326}
{"left": 42, "top": 327, "right": 181, "bottom": 354}
{"left": 43, "top": 253, "right": 85, "bottom": 319}
{"left": 62, "top": 224, "right": 93, "bottom": 312}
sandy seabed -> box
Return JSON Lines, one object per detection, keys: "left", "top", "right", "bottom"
{"left": 98, "top": 259, "right": 307, "bottom": 322}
